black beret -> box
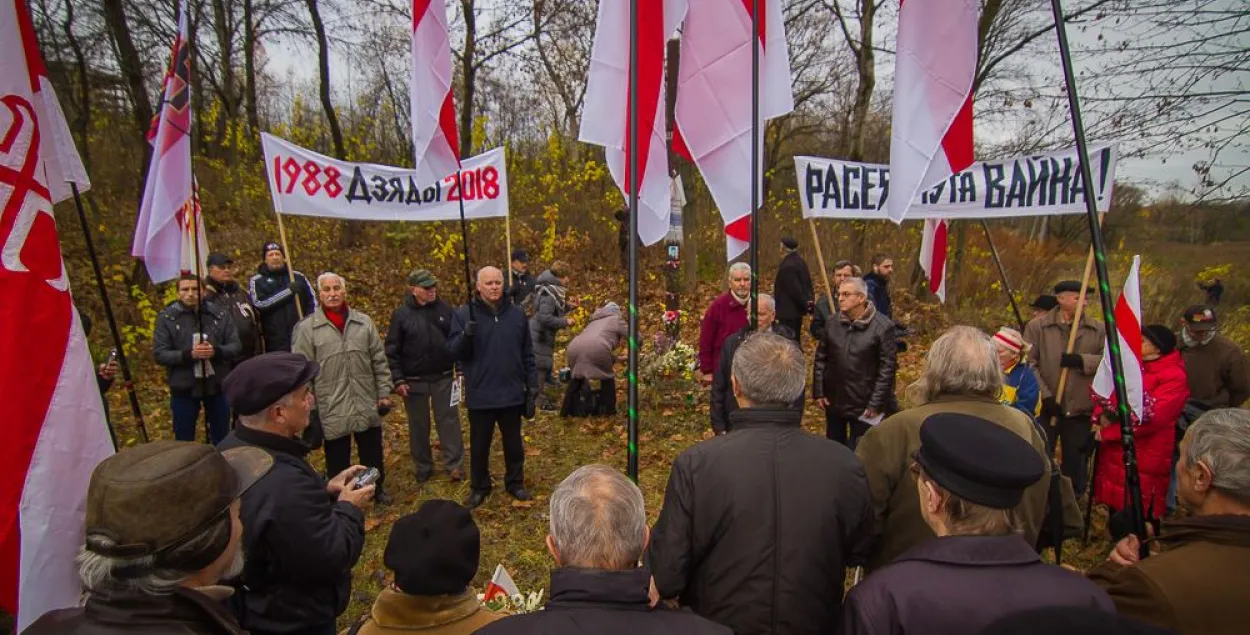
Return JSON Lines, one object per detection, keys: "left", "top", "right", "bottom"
{"left": 781, "top": 236, "right": 799, "bottom": 250}
{"left": 1053, "top": 280, "right": 1092, "bottom": 294}
{"left": 916, "top": 413, "right": 1044, "bottom": 509}
{"left": 1029, "top": 294, "right": 1058, "bottom": 311}
{"left": 223, "top": 352, "right": 319, "bottom": 416}
{"left": 385, "top": 500, "right": 480, "bottom": 595}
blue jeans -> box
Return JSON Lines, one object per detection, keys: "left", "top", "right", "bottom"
{"left": 170, "top": 393, "right": 230, "bottom": 444}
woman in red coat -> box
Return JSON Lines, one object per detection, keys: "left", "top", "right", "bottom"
{"left": 1092, "top": 325, "right": 1190, "bottom": 520}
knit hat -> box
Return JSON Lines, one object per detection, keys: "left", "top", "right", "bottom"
{"left": 992, "top": 327, "right": 1030, "bottom": 356}
{"left": 261, "top": 241, "right": 284, "bottom": 259}
{"left": 384, "top": 500, "right": 480, "bottom": 596}
{"left": 1142, "top": 324, "right": 1177, "bottom": 355}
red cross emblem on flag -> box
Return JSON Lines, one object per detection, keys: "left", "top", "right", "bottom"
{"left": 0, "top": 94, "right": 67, "bottom": 292}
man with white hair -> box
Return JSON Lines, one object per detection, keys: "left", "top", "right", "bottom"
{"left": 855, "top": 326, "right": 1053, "bottom": 571}
{"left": 1088, "top": 408, "right": 1250, "bottom": 634}
{"left": 709, "top": 294, "right": 796, "bottom": 434}
{"left": 813, "top": 277, "right": 898, "bottom": 448}
{"left": 697, "top": 263, "right": 751, "bottom": 384}
{"left": 24, "top": 441, "right": 272, "bottom": 634}
{"left": 293, "top": 272, "right": 395, "bottom": 504}
{"left": 650, "top": 331, "right": 874, "bottom": 635}
{"left": 477, "top": 465, "right": 729, "bottom": 635}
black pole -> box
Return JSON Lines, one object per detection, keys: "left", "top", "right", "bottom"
{"left": 626, "top": 0, "right": 640, "bottom": 482}
{"left": 1051, "top": 0, "right": 1147, "bottom": 557}
{"left": 979, "top": 220, "right": 1025, "bottom": 331}
{"left": 748, "top": 0, "right": 760, "bottom": 331}
{"left": 70, "top": 184, "right": 145, "bottom": 446}
{"left": 455, "top": 178, "right": 476, "bottom": 321}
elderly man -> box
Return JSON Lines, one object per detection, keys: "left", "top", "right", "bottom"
{"left": 856, "top": 326, "right": 1053, "bottom": 571}
{"left": 697, "top": 263, "right": 751, "bottom": 384}
{"left": 813, "top": 277, "right": 897, "bottom": 448}
{"left": 1024, "top": 280, "right": 1105, "bottom": 496}
{"left": 773, "top": 237, "right": 813, "bottom": 342}
{"left": 1029, "top": 294, "right": 1059, "bottom": 321}
{"left": 293, "top": 272, "right": 394, "bottom": 504}
{"left": 24, "top": 442, "right": 272, "bottom": 635}
{"left": 1179, "top": 306, "right": 1249, "bottom": 408}
{"left": 863, "top": 253, "right": 895, "bottom": 320}
{"left": 249, "top": 241, "right": 316, "bottom": 353}
{"left": 710, "top": 294, "right": 796, "bottom": 434}
{"left": 448, "top": 266, "right": 537, "bottom": 509}
{"left": 386, "top": 269, "right": 462, "bottom": 484}
{"left": 217, "top": 353, "right": 375, "bottom": 635}
{"left": 1087, "top": 408, "right": 1250, "bottom": 634}
{"left": 153, "top": 273, "right": 242, "bottom": 444}
{"left": 205, "top": 252, "right": 262, "bottom": 362}
{"left": 649, "top": 332, "right": 874, "bottom": 635}
{"left": 478, "top": 465, "right": 729, "bottom": 635}
{"left": 809, "top": 259, "right": 855, "bottom": 338}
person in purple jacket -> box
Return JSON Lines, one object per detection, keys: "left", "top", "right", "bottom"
{"left": 697, "top": 263, "right": 751, "bottom": 384}
{"left": 841, "top": 414, "right": 1113, "bottom": 635}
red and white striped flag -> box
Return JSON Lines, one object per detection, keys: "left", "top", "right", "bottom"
{"left": 672, "top": 0, "right": 793, "bottom": 260}
{"left": 411, "top": 0, "right": 461, "bottom": 181}
{"left": 886, "top": 0, "right": 978, "bottom": 223}
{"left": 131, "top": 0, "right": 197, "bottom": 283}
{"left": 580, "top": 0, "right": 686, "bottom": 246}
{"left": 919, "top": 217, "right": 948, "bottom": 302}
{"left": 482, "top": 563, "right": 520, "bottom": 602}
{"left": 1093, "top": 255, "right": 1144, "bottom": 418}
{"left": 1, "top": 0, "right": 114, "bottom": 628}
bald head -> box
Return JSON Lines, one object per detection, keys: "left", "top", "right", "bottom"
{"left": 476, "top": 266, "right": 504, "bottom": 303}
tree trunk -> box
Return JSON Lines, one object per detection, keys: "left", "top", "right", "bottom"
{"left": 846, "top": 0, "right": 876, "bottom": 162}
{"left": 100, "top": 0, "right": 154, "bottom": 166}
{"left": 243, "top": 0, "right": 260, "bottom": 133}
{"left": 62, "top": 0, "right": 91, "bottom": 171}
{"left": 304, "top": 0, "right": 359, "bottom": 246}
{"left": 211, "top": 0, "right": 239, "bottom": 161}
{"left": 459, "top": 0, "right": 477, "bottom": 157}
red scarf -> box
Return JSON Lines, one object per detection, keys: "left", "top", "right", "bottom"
{"left": 325, "top": 303, "right": 349, "bottom": 332}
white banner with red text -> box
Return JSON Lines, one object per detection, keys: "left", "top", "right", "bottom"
{"left": 796, "top": 143, "right": 1118, "bottom": 220}
{"left": 261, "top": 133, "right": 508, "bottom": 221}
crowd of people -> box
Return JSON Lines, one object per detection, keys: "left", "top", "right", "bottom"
{"left": 42, "top": 238, "right": 1250, "bottom": 635}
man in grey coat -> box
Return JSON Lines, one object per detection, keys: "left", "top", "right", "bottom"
{"left": 529, "top": 260, "right": 577, "bottom": 410}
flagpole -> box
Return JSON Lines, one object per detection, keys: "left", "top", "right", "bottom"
{"left": 189, "top": 187, "right": 211, "bottom": 444}
{"left": 504, "top": 211, "right": 513, "bottom": 296}
{"left": 454, "top": 175, "right": 475, "bottom": 321}
{"left": 979, "top": 220, "right": 1025, "bottom": 330}
{"left": 626, "top": 0, "right": 640, "bottom": 482}
{"left": 70, "top": 185, "right": 147, "bottom": 445}
{"left": 807, "top": 219, "right": 835, "bottom": 314}
{"left": 748, "top": 0, "right": 761, "bottom": 331}
{"left": 274, "top": 213, "right": 304, "bottom": 318}
{"left": 1051, "top": 0, "right": 1147, "bottom": 556}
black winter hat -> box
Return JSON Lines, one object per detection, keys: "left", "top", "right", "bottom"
{"left": 385, "top": 500, "right": 480, "bottom": 596}
{"left": 261, "top": 241, "right": 284, "bottom": 259}
{"left": 1029, "top": 294, "right": 1058, "bottom": 311}
{"left": 781, "top": 236, "right": 799, "bottom": 250}
{"left": 1143, "top": 324, "right": 1177, "bottom": 356}
{"left": 916, "top": 413, "right": 1045, "bottom": 509}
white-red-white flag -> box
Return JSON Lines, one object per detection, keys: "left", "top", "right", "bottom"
{"left": 482, "top": 563, "right": 520, "bottom": 602}
{"left": 1, "top": 0, "right": 114, "bottom": 628}
{"left": 919, "top": 217, "right": 948, "bottom": 302}
{"left": 411, "top": 0, "right": 461, "bottom": 181}
{"left": 131, "top": 0, "right": 197, "bottom": 283}
{"left": 1093, "top": 255, "right": 1144, "bottom": 418}
{"left": 886, "top": 0, "right": 978, "bottom": 223}
{"left": 580, "top": 0, "right": 686, "bottom": 246}
{"left": 673, "top": 0, "right": 793, "bottom": 260}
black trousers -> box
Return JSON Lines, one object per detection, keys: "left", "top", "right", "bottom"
{"left": 1046, "top": 414, "right": 1094, "bottom": 496}
{"left": 825, "top": 410, "right": 871, "bottom": 449}
{"left": 778, "top": 317, "right": 803, "bottom": 343}
{"left": 468, "top": 406, "right": 525, "bottom": 493}
{"left": 324, "top": 425, "right": 385, "bottom": 490}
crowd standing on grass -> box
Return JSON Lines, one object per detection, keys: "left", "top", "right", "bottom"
{"left": 26, "top": 238, "right": 1250, "bottom": 635}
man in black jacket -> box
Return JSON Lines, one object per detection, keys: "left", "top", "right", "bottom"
{"left": 772, "top": 236, "right": 812, "bottom": 342}
{"left": 813, "top": 277, "right": 898, "bottom": 448}
{"left": 649, "top": 331, "right": 875, "bottom": 635}
{"left": 863, "top": 253, "right": 894, "bottom": 320}
{"left": 508, "top": 248, "right": 535, "bottom": 306}
{"left": 710, "top": 294, "right": 796, "bottom": 434}
{"left": 205, "top": 252, "right": 262, "bottom": 361}
{"left": 153, "top": 274, "right": 242, "bottom": 444}
{"left": 249, "top": 241, "right": 316, "bottom": 353}
{"left": 218, "top": 353, "right": 375, "bottom": 635}
{"left": 478, "top": 465, "right": 730, "bottom": 635}
{"left": 386, "top": 269, "right": 462, "bottom": 484}
{"left": 447, "top": 266, "right": 538, "bottom": 509}
{"left": 810, "top": 259, "right": 855, "bottom": 339}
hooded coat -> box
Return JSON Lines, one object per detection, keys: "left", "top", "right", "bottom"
{"left": 528, "top": 270, "right": 569, "bottom": 361}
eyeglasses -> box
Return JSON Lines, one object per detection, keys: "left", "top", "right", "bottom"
{"left": 837, "top": 291, "right": 862, "bottom": 297}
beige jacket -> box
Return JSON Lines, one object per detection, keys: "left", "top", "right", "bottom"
{"left": 349, "top": 588, "right": 505, "bottom": 635}
{"left": 1023, "top": 307, "right": 1105, "bottom": 416}
{"left": 293, "top": 307, "right": 393, "bottom": 441}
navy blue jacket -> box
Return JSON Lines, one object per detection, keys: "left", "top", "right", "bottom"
{"left": 447, "top": 296, "right": 537, "bottom": 410}
{"left": 864, "top": 272, "right": 892, "bottom": 320}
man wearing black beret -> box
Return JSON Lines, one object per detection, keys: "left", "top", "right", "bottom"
{"left": 772, "top": 236, "right": 813, "bottom": 342}
{"left": 218, "top": 352, "right": 376, "bottom": 635}
{"left": 842, "top": 414, "right": 1113, "bottom": 635}
{"left": 1024, "top": 279, "right": 1105, "bottom": 496}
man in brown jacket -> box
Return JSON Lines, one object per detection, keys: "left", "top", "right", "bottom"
{"left": 1024, "top": 280, "right": 1105, "bottom": 496}
{"left": 1179, "top": 305, "right": 1249, "bottom": 408}
{"left": 856, "top": 326, "right": 1052, "bottom": 571}
{"left": 1087, "top": 408, "right": 1250, "bottom": 635}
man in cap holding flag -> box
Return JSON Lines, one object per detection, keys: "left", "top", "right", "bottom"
{"left": 249, "top": 241, "right": 316, "bottom": 353}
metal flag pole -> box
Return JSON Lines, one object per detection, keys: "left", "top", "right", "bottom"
{"left": 626, "top": 0, "right": 640, "bottom": 482}
{"left": 71, "top": 184, "right": 147, "bottom": 445}
{"left": 748, "top": 0, "right": 761, "bottom": 331}
{"left": 979, "top": 220, "right": 1025, "bottom": 330}
{"left": 455, "top": 175, "right": 476, "bottom": 321}
{"left": 1050, "top": 0, "right": 1147, "bottom": 557}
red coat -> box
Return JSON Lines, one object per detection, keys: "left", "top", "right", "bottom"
{"left": 697, "top": 292, "right": 749, "bottom": 374}
{"left": 1093, "top": 350, "right": 1190, "bottom": 518}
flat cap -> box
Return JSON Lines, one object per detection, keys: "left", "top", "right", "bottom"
{"left": 781, "top": 236, "right": 799, "bottom": 250}
{"left": 1182, "top": 305, "right": 1218, "bottom": 331}
{"left": 1053, "top": 280, "right": 1092, "bottom": 294}
{"left": 206, "top": 253, "right": 233, "bottom": 268}
{"left": 407, "top": 269, "right": 438, "bottom": 288}
{"left": 916, "top": 413, "right": 1044, "bottom": 509}
{"left": 223, "top": 352, "right": 320, "bottom": 416}
{"left": 384, "top": 500, "right": 480, "bottom": 595}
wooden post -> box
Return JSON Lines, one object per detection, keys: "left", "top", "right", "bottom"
{"left": 807, "top": 218, "right": 835, "bottom": 310}
{"left": 275, "top": 212, "right": 304, "bottom": 317}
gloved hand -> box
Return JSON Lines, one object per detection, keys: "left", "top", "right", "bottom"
{"left": 1060, "top": 353, "right": 1084, "bottom": 369}
{"left": 1040, "top": 397, "right": 1062, "bottom": 419}
{"left": 463, "top": 321, "right": 477, "bottom": 338}
{"left": 805, "top": 301, "right": 815, "bottom": 315}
